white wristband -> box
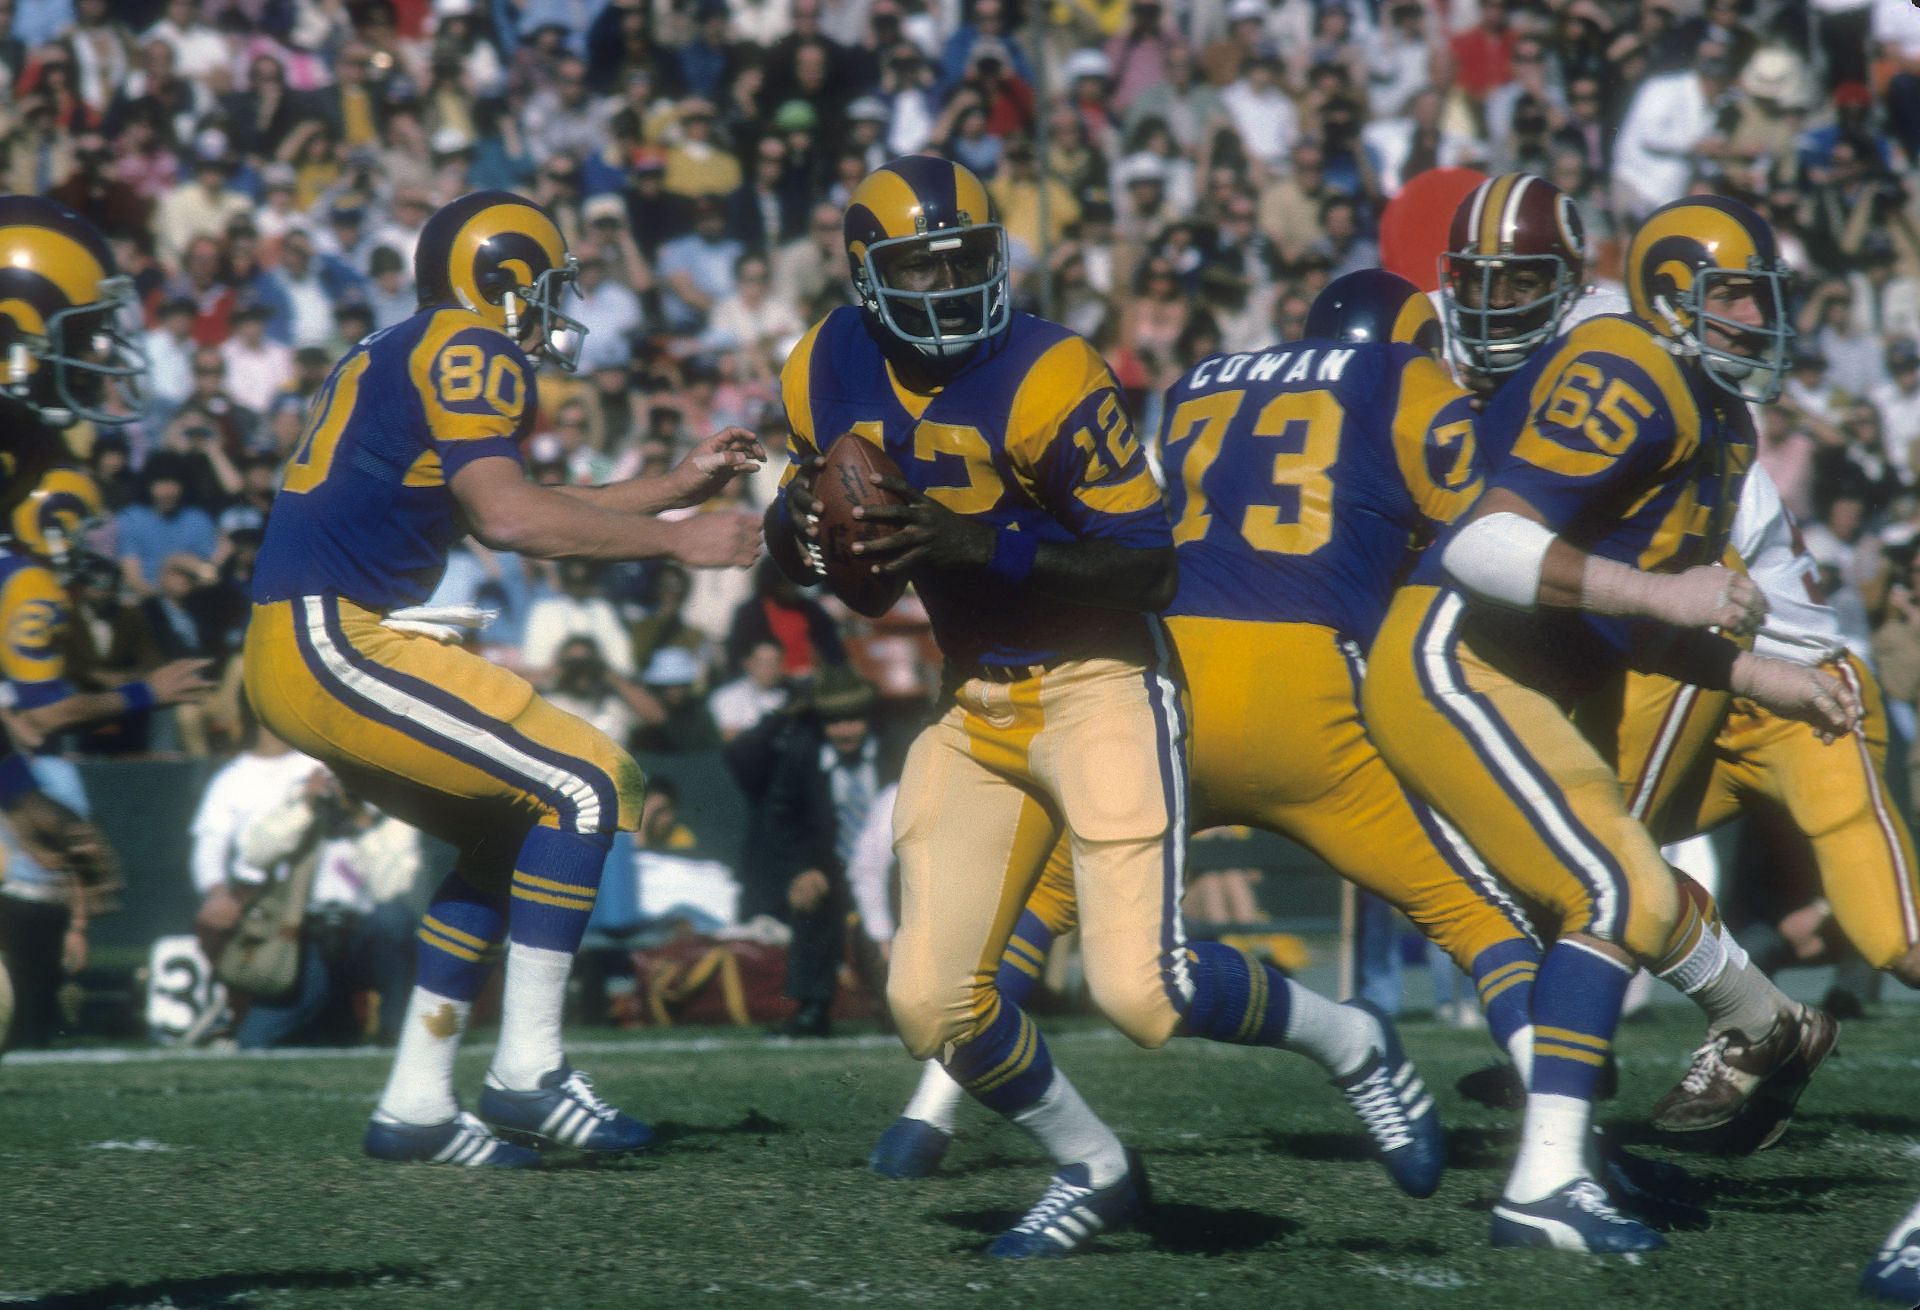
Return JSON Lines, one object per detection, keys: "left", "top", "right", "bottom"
{"left": 1442, "top": 512, "right": 1556, "bottom": 610}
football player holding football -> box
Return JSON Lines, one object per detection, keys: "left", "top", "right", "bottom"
{"left": 1366, "top": 192, "right": 1856, "bottom": 1252}
{"left": 244, "top": 190, "right": 762, "bottom": 1167}
{"left": 771, "top": 157, "right": 1445, "bottom": 1257}
{"left": 870, "top": 272, "right": 1521, "bottom": 1193}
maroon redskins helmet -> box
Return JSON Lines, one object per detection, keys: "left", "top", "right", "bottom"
{"left": 1439, "top": 172, "right": 1587, "bottom": 379}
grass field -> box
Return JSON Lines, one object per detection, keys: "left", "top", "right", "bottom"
{"left": 0, "top": 1009, "right": 1913, "bottom": 1309}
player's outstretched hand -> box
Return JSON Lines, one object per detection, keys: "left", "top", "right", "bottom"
{"left": 675, "top": 426, "right": 767, "bottom": 505}
{"left": 150, "top": 658, "right": 215, "bottom": 706}
{"left": 851, "top": 474, "right": 997, "bottom": 576}
{"left": 669, "top": 509, "right": 764, "bottom": 569}
{"left": 1731, "top": 654, "right": 1862, "bottom": 742}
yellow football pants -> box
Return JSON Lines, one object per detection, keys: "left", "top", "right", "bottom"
{"left": 243, "top": 597, "right": 644, "bottom": 884}
{"left": 1656, "top": 651, "right": 1920, "bottom": 970}
{"left": 1366, "top": 587, "right": 1683, "bottom": 960}
{"left": 1170, "top": 615, "right": 1536, "bottom": 969}
{"left": 887, "top": 653, "right": 1189, "bottom": 1059}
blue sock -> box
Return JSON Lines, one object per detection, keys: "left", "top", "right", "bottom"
{"left": 1470, "top": 939, "right": 1540, "bottom": 1056}
{"left": 1531, "top": 939, "right": 1634, "bottom": 1100}
{"left": 416, "top": 871, "right": 507, "bottom": 1000}
{"left": 1176, "top": 941, "right": 1294, "bottom": 1046}
{"left": 507, "top": 826, "right": 612, "bottom": 953}
{"left": 994, "top": 909, "right": 1055, "bottom": 1010}
{"left": 944, "top": 997, "right": 1056, "bottom": 1116}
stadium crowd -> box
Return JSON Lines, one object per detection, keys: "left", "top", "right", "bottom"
{"left": 8, "top": 0, "right": 1920, "bottom": 1028}
{"left": 8, "top": 0, "right": 1918, "bottom": 760}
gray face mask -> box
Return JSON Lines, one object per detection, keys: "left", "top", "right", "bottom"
{"left": 857, "top": 225, "right": 1012, "bottom": 359}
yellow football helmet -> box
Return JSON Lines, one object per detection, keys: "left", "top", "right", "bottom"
{"left": 7, "top": 466, "right": 105, "bottom": 574}
{"left": 0, "top": 195, "right": 145, "bottom": 427}
{"left": 843, "top": 156, "right": 1010, "bottom": 359}
{"left": 415, "top": 190, "right": 586, "bottom": 370}
{"left": 1627, "top": 194, "right": 1795, "bottom": 403}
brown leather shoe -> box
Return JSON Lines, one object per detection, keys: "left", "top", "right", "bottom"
{"left": 1650, "top": 1007, "right": 1815, "bottom": 1134}
{"left": 1741, "top": 1005, "right": 1839, "bottom": 1151}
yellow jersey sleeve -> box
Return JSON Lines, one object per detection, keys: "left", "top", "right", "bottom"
{"left": 1498, "top": 318, "right": 1689, "bottom": 530}
{"left": 408, "top": 312, "right": 535, "bottom": 477}
{"left": 1390, "top": 355, "right": 1484, "bottom": 530}
{"left": 777, "top": 317, "right": 828, "bottom": 489}
{"left": 1005, "top": 335, "right": 1168, "bottom": 543}
{"left": 0, "top": 563, "right": 72, "bottom": 709}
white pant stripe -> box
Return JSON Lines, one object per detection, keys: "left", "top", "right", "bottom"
{"left": 1418, "top": 593, "right": 1621, "bottom": 933}
{"left": 300, "top": 595, "right": 604, "bottom": 830}
{"left": 1836, "top": 659, "right": 1920, "bottom": 944}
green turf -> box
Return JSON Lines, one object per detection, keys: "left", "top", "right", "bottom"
{"left": 0, "top": 1009, "right": 1911, "bottom": 1308}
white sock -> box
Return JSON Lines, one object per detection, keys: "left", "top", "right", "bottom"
{"left": 1505, "top": 1092, "right": 1593, "bottom": 1204}
{"left": 1718, "top": 923, "right": 1752, "bottom": 973}
{"left": 489, "top": 942, "right": 573, "bottom": 1090}
{"left": 1658, "top": 924, "right": 1788, "bottom": 1040}
{"left": 376, "top": 988, "right": 471, "bottom": 1125}
{"left": 1011, "top": 1069, "right": 1129, "bottom": 1188}
{"left": 1506, "top": 1023, "right": 1534, "bottom": 1090}
{"left": 1283, "top": 983, "right": 1378, "bottom": 1079}
{"left": 903, "top": 1060, "right": 965, "bottom": 1133}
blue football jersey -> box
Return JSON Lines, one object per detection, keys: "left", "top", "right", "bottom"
{"left": 780, "top": 307, "right": 1170, "bottom": 667}
{"left": 1160, "top": 339, "right": 1482, "bottom": 645}
{"left": 252, "top": 307, "right": 537, "bottom": 611}
{"left": 1414, "top": 314, "right": 1754, "bottom": 690}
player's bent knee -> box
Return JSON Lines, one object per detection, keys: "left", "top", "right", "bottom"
{"left": 1085, "top": 966, "right": 1180, "bottom": 1050}
{"left": 885, "top": 974, "right": 984, "bottom": 1061}
{"left": 1887, "top": 943, "right": 1920, "bottom": 990}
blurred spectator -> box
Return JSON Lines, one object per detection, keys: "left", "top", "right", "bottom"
{"left": 710, "top": 638, "right": 793, "bottom": 742}
{"left": 1871, "top": 339, "right": 1920, "bottom": 479}
{"left": 1221, "top": 51, "right": 1299, "bottom": 171}
{"left": 143, "top": 295, "right": 200, "bottom": 424}
{"left": 142, "top": 0, "right": 229, "bottom": 82}
{"left": 231, "top": 768, "right": 420, "bottom": 1049}
{"left": 47, "top": 128, "right": 151, "bottom": 245}
{"left": 729, "top": 665, "right": 901, "bottom": 1037}
{"left": 189, "top": 715, "right": 319, "bottom": 958}
{"left": 632, "top": 644, "right": 721, "bottom": 752}
{"left": 267, "top": 228, "right": 365, "bottom": 350}
{"left": 702, "top": 252, "right": 805, "bottom": 380}
{"left": 665, "top": 96, "right": 744, "bottom": 200}
{"left": 545, "top": 634, "right": 650, "bottom": 747}
{"left": 0, "top": 756, "right": 96, "bottom": 1049}
{"left": 219, "top": 303, "right": 296, "bottom": 415}
{"left": 1611, "top": 41, "right": 1738, "bottom": 223}
{"left": 523, "top": 559, "right": 637, "bottom": 679}
{"left": 657, "top": 195, "right": 744, "bottom": 333}
{"left": 139, "top": 552, "right": 224, "bottom": 664}
{"left": 117, "top": 464, "right": 219, "bottom": 595}
{"left": 153, "top": 133, "right": 249, "bottom": 268}
{"left": 572, "top": 234, "right": 647, "bottom": 373}
{"left": 1363, "top": 85, "right": 1479, "bottom": 198}
{"left": 727, "top": 558, "right": 847, "bottom": 677}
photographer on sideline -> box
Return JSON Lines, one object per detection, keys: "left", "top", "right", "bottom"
{"left": 232, "top": 769, "right": 423, "bottom": 1049}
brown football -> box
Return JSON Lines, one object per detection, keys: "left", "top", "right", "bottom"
{"left": 816, "top": 433, "right": 910, "bottom": 618}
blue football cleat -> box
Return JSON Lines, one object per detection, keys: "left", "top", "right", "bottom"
{"left": 869, "top": 1116, "right": 952, "bottom": 1179}
{"left": 1332, "top": 1000, "right": 1444, "bottom": 1198}
{"left": 1491, "top": 1178, "right": 1667, "bottom": 1253}
{"left": 987, "top": 1151, "right": 1150, "bottom": 1259}
{"left": 1862, "top": 1203, "right": 1920, "bottom": 1302}
{"left": 479, "top": 1065, "right": 656, "bottom": 1154}
{"left": 363, "top": 1109, "right": 541, "bottom": 1168}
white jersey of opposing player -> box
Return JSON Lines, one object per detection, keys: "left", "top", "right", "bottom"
{"left": 1732, "top": 462, "right": 1849, "bottom": 666}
